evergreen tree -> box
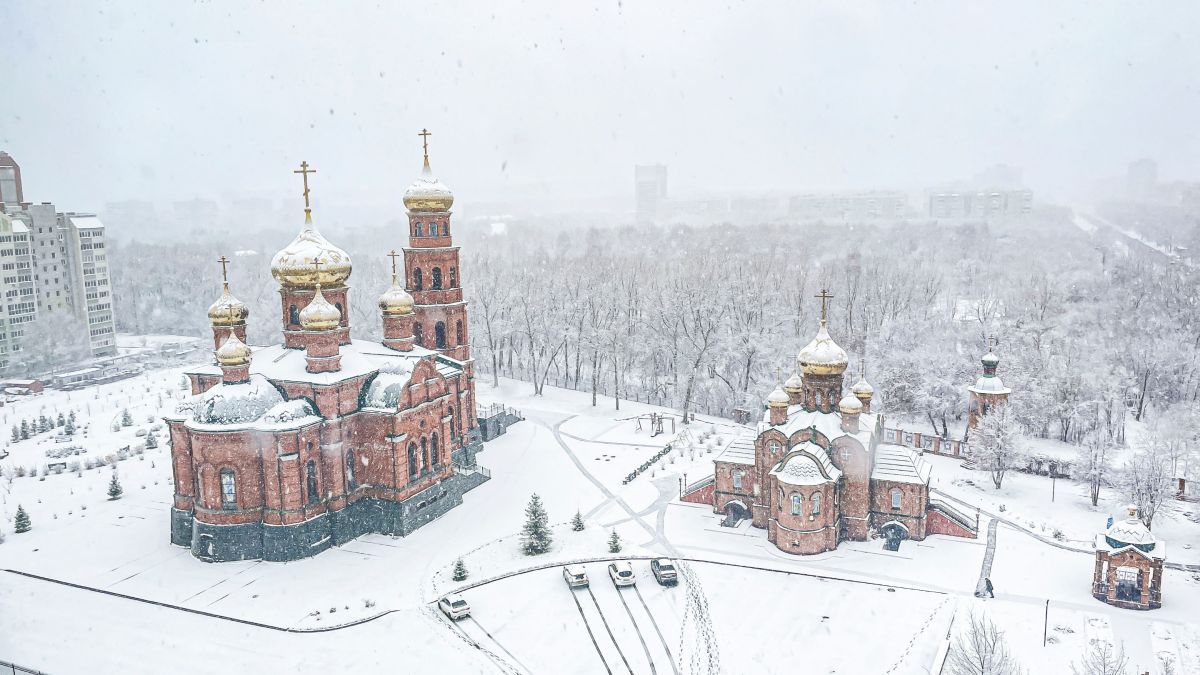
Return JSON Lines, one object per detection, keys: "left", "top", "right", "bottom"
{"left": 14, "top": 505, "right": 31, "bottom": 533}
{"left": 11, "top": 425, "right": 18, "bottom": 442}
{"left": 64, "top": 417, "right": 76, "bottom": 436}
{"left": 19, "top": 420, "right": 28, "bottom": 440}
{"left": 57, "top": 413, "right": 65, "bottom": 427}
{"left": 452, "top": 558, "right": 468, "bottom": 582}
{"left": 144, "top": 432, "right": 158, "bottom": 449}
{"left": 520, "top": 493, "right": 553, "bottom": 555}
{"left": 120, "top": 409, "right": 133, "bottom": 427}
{"left": 107, "top": 473, "right": 124, "bottom": 500}
{"left": 38, "top": 415, "right": 48, "bottom": 433}
{"left": 571, "top": 509, "right": 585, "bottom": 531}
{"left": 68, "top": 411, "right": 76, "bottom": 425}
{"left": 608, "top": 529, "right": 622, "bottom": 553}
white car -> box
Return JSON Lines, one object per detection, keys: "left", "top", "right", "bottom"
{"left": 608, "top": 561, "right": 636, "bottom": 587}
{"left": 438, "top": 593, "right": 471, "bottom": 620}
{"left": 563, "top": 565, "right": 589, "bottom": 588}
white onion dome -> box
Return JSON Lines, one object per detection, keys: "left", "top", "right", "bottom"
{"left": 1103, "top": 505, "right": 1158, "bottom": 551}
{"left": 767, "top": 385, "right": 790, "bottom": 408}
{"left": 403, "top": 166, "right": 454, "bottom": 212}
{"left": 270, "top": 216, "right": 353, "bottom": 289}
{"left": 215, "top": 332, "right": 252, "bottom": 367}
{"left": 981, "top": 350, "right": 1000, "bottom": 367}
{"left": 838, "top": 395, "right": 863, "bottom": 415}
{"left": 851, "top": 377, "right": 874, "bottom": 397}
{"left": 207, "top": 283, "right": 249, "bottom": 327}
{"left": 797, "top": 321, "right": 849, "bottom": 376}
{"left": 378, "top": 277, "right": 415, "bottom": 316}
{"left": 784, "top": 371, "right": 803, "bottom": 393}
{"left": 299, "top": 286, "right": 342, "bottom": 331}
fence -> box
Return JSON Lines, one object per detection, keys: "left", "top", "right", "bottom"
{"left": 882, "top": 428, "right": 968, "bottom": 457}
{"left": 0, "top": 659, "right": 46, "bottom": 675}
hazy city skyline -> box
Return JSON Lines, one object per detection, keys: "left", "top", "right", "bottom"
{"left": 2, "top": 1, "right": 1198, "bottom": 218}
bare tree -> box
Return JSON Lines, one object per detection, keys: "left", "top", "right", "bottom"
{"left": 1071, "top": 640, "right": 1129, "bottom": 675}
{"left": 947, "top": 612, "right": 1021, "bottom": 675}
{"left": 1121, "top": 436, "right": 1175, "bottom": 529}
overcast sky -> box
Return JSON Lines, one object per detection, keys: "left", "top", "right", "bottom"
{"left": 2, "top": 1, "right": 1198, "bottom": 214}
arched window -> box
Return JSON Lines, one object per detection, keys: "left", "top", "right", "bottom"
{"left": 306, "top": 460, "right": 319, "bottom": 505}
{"left": 448, "top": 406, "right": 457, "bottom": 439}
{"left": 431, "top": 432, "right": 440, "bottom": 467}
{"left": 345, "top": 450, "right": 356, "bottom": 489}
{"left": 815, "top": 391, "right": 823, "bottom": 408}
{"left": 455, "top": 320, "right": 463, "bottom": 346}
{"left": 421, "top": 438, "right": 430, "bottom": 475}
{"left": 219, "top": 468, "right": 236, "bottom": 508}
{"left": 289, "top": 304, "right": 300, "bottom": 325}
{"left": 791, "top": 493, "right": 803, "bottom": 515}
{"left": 441, "top": 222, "right": 449, "bottom": 236}
{"left": 413, "top": 268, "right": 423, "bottom": 291}
{"left": 412, "top": 221, "right": 420, "bottom": 237}
{"left": 407, "top": 443, "right": 418, "bottom": 480}
{"left": 413, "top": 323, "right": 424, "bottom": 346}
{"left": 435, "top": 321, "right": 447, "bottom": 349}
{"left": 778, "top": 487, "right": 785, "bottom": 510}
{"left": 732, "top": 470, "right": 742, "bottom": 490}
{"left": 449, "top": 267, "right": 457, "bottom": 287}
{"left": 811, "top": 493, "right": 821, "bottom": 516}
{"left": 891, "top": 488, "right": 902, "bottom": 510}
{"left": 432, "top": 267, "right": 443, "bottom": 290}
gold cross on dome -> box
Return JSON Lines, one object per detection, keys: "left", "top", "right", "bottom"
{"left": 217, "top": 255, "right": 230, "bottom": 282}
{"left": 418, "top": 128, "right": 432, "bottom": 169}
{"left": 815, "top": 289, "right": 833, "bottom": 322}
{"left": 293, "top": 160, "right": 317, "bottom": 211}
{"left": 387, "top": 249, "right": 400, "bottom": 276}
{"left": 987, "top": 335, "right": 996, "bottom": 352}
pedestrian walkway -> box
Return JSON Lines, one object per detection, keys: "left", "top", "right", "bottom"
{"left": 975, "top": 518, "right": 999, "bottom": 597}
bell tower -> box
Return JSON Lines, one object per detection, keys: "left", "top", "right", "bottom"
{"left": 402, "top": 129, "right": 471, "bottom": 363}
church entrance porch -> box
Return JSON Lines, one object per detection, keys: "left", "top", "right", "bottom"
{"left": 721, "top": 500, "right": 749, "bottom": 527}
{"left": 880, "top": 521, "right": 909, "bottom": 551}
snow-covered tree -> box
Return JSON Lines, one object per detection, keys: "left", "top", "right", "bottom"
{"left": 947, "top": 612, "right": 1020, "bottom": 675}
{"left": 121, "top": 409, "right": 133, "bottom": 427}
{"left": 1075, "top": 435, "right": 1114, "bottom": 507}
{"left": 571, "top": 509, "right": 585, "bottom": 531}
{"left": 56, "top": 413, "right": 65, "bottom": 427}
{"left": 973, "top": 406, "right": 1024, "bottom": 489}
{"left": 607, "top": 529, "right": 622, "bottom": 553}
{"left": 19, "top": 420, "right": 28, "bottom": 440}
{"left": 1120, "top": 440, "right": 1174, "bottom": 529}
{"left": 144, "top": 432, "right": 158, "bottom": 449}
{"left": 10, "top": 425, "right": 17, "bottom": 442}
{"left": 107, "top": 473, "right": 124, "bottom": 500}
{"left": 14, "top": 505, "right": 31, "bottom": 533}
{"left": 520, "top": 493, "right": 552, "bottom": 555}
{"left": 64, "top": 417, "right": 76, "bottom": 436}
{"left": 1071, "top": 641, "right": 1129, "bottom": 675}
{"left": 452, "top": 558, "right": 468, "bottom": 582}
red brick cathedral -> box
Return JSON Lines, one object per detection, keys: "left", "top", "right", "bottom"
{"left": 167, "top": 137, "right": 488, "bottom": 562}
{"left": 709, "top": 293, "right": 977, "bottom": 555}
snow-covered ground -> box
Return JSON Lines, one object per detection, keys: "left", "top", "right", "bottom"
{"left": 1, "top": 370, "right": 1198, "bottom": 674}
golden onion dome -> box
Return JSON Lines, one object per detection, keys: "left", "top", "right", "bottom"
{"left": 270, "top": 214, "right": 353, "bottom": 289}
{"left": 784, "top": 371, "right": 803, "bottom": 394}
{"left": 767, "top": 385, "right": 790, "bottom": 408}
{"left": 378, "top": 275, "right": 415, "bottom": 316}
{"left": 838, "top": 395, "right": 863, "bottom": 415}
{"left": 403, "top": 165, "right": 454, "bottom": 213}
{"left": 851, "top": 376, "right": 874, "bottom": 398}
{"left": 299, "top": 286, "right": 342, "bottom": 331}
{"left": 215, "top": 332, "right": 252, "bottom": 367}
{"left": 797, "top": 321, "right": 848, "bottom": 376}
{"left": 207, "top": 282, "right": 249, "bottom": 327}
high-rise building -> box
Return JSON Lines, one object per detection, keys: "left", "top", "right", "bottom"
{"left": 635, "top": 164, "right": 668, "bottom": 224}
{"left": 927, "top": 190, "right": 1032, "bottom": 219}
{"left": 0, "top": 152, "right": 117, "bottom": 362}
{"left": 0, "top": 152, "right": 24, "bottom": 205}
{"left": 0, "top": 212, "right": 36, "bottom": 369}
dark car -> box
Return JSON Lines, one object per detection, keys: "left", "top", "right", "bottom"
{"left": 651, "top": 558, "right": 678, "bottom": 586}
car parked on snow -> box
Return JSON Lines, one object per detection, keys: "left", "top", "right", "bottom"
{"left": 608, "top": 561, "right": 636, "bottom": 587}
{"left": 438, "top": 593, "right": 471, "bottom": 620}
{"left": 651, "top": 558, "right": 678, "bottom": 586}
{"left": 562, "top": 564, "right": 589, "bottom": 588}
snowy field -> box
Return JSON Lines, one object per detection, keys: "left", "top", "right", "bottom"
{"left": 0, "top": 370, "right": 1198, "bottom": 673}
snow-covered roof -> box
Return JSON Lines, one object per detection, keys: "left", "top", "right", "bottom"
{"left": 796, "top": 322, "right": 848, "bottom": 374}
{"left": 362, "top": 360, "right": 418, "bottom": 409}
{"left": 969, "top": 375, "right": 1011, "bottom": 395}
{"left": 759, "top": 406, "right": 876, "bottom": 449}
{"left": 715, "top": 434, "right": 756, "bottom": 466}
{"left": 870, "top": 444, "right": 932, "bottom": 485}
{"left": 770, "top": 441, "right": 841, "bottom": 486}
{"left": 68, "top": 215, "right": 105, "bottom": 230}
{"left": 186, "top": 339, "right": 462, "bottom": 387}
